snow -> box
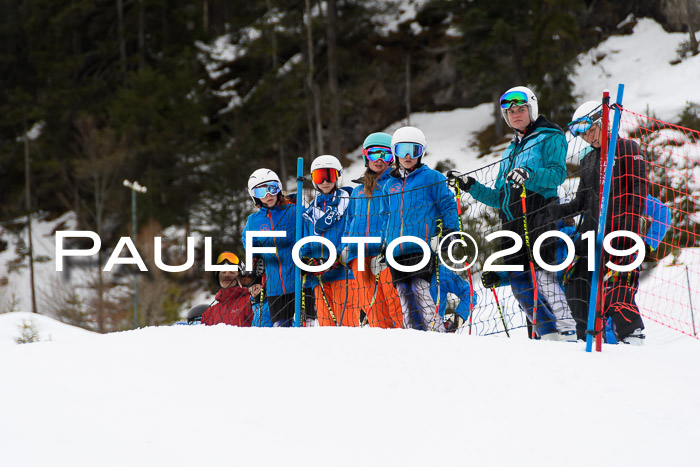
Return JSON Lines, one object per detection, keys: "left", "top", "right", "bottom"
{"left": 376, "top": 0, "right": 430, "bottom": 35}
{"left": 0, "top": 311, "right": 94, "bottom": 346}
{"left": 573, "top": 18, "right": 700, "bottom": 122}
{"left": 0, "top": 323, "right": 697, "bottom": 466}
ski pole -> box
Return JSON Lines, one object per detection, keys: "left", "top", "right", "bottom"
{"left": 491, "top": 286, "right": 510, "bottom": 337}
{"left": 520, "top": 185, "right": 539, "bottom": 339}
{"left": 316, "top": 273, "right": 337, "bottom": 326}
{"left": 301, "top": 273, "right": 307, "bottom": 326}
{"left": 339, "top": 259, "right": 349, "bottom": 326}
{"left": 432, "top": 221, "right": 443, "bottom": 331}
{"left": 454, "top": 183, "right": 475, "bottom": 335}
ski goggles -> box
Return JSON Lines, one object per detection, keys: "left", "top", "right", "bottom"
{"left": 362, "top": 146, "right": 393, "bottom": 163}
{"left": 569, "top": 113, "right": 602, "bottom": 137}
{"left": 393, "top": 142, "right": 425, "bottom": 159}
{"left": 217, "top": 252, "right": 241, "bottom": 266}
{"left": 251, "top": 181, "right": 281, "bottom": 198}
{"left": 499, "top": 90, "right": 529, "bottom": 109}
{"left": 311, "top": 168, "right": 339, "bottom": 185}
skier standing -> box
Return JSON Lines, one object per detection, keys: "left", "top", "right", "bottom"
{"left": 550, "top": 100, "right": 647, "bottom": 344}
{"left": 345, "top": 133, "right": 402, "bottom": 328}
{"left": 451, "top": 86, "right": 577, "bottom": 340}
{"left": 380, "top": 126, "right": 459, "bottom": 332}
{"left": 243, "top": 169, "right": 316, "bottom": 327}
{"left": 302, "top": 155, "right": 358, "bottom": 326}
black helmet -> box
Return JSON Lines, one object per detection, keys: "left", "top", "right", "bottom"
{"left": 187, "top": 304, "right": 209, "bottom": 324}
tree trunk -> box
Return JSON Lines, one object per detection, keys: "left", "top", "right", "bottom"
{"left": 23, "top": 112, "right": 38, "bottom": 315}
{"left": 405, "top": 54, "right": 411, "bottom": 125}
{"left": 493, "top": 91, "right": 504, "bottom": 141}
{"left": 203, "top": 0, "right": 209, "bottom": 33}
{"left": 138, "top": 0, "right": 146, "bottom": 69}
{"left": 305, "top": 0, "right": 323, "bottom": 155}
{"left": 266, "top": 0, "right": 287, "bottom": 188}
{"left": 688, "top": 0, "right": 698, "bottom": 55}
{"left": 116, "top": 0, "right": 126, "bottom": 76}
{"left": 94, "top": 176, "right": 105, "bottom": 333}
{"left": 326, "top": 0, "right": 341, "bottom": 159}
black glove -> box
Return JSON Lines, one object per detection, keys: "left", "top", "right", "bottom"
{"left": 506, "top": 167, "right": 530, "bottom": 189}
{"left": 253, "top": 258, "right": 265, "bottom": 278}
{"left": 481, "top": 271, "right": 501, "bottom": 289}
{"left": 446, "top": 170, "right": 476, "bottom": 192}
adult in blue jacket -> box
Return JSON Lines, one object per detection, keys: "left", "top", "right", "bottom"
{"left": 380, "top": 126, "right": 459, "bottom": 332}
{"left": 454, "top": 86, "right": 576, "bottom": 341}
{"left": 243, "top": 168, "right": 315, "bottom": 327}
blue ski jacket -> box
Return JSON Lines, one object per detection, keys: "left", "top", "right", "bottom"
{"left": 302, "top": 188, "right": 354, "bottom": 286}
{"left": 242, "top": 200, "right": 297, "bottom": 297}
{"left": 430, "top": 264, "right": 476, "bottom": 320}
{"left": 380, "top": 164, "right": 459, "bottom": 258}
{"left": 345, "top": 169, "right": 393, "bottom": 262}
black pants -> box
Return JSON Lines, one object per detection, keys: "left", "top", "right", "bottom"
{"left": 389, "top": 253, "right": 433, "bottom": 285}
{"left": 269, "top": 289, "right": 316, "bottom": 326}
{"left": 603, "top": 269, "right": 643, "bottom": 339}
{"left": 564, "top": 261, "right": 643, "bottom": 341}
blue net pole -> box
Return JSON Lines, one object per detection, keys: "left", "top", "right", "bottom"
{"left": 294, "top": 157, "right": 304, "bottom": 327}
{"left": 586, "top": 84, "right": 625, "bottom": 352}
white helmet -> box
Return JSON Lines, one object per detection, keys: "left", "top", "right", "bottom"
{"left": 247, "top": 168, "right": 281, "bottom": 202}
{"left": 310, "top": 155, "right": 343, "bottom": 190}
{"left": 500, "top": 86, "right": 538, "bottom": 128}
{"left": 391, "top": 126, "right": 427, "bottom": 159}
{"left": 572, "top": 101, "right": 603, "bottom": 123}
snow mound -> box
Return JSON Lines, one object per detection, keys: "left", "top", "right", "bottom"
{"left": 0, "top": 325, "right": 697, "bottom": 466}
{"left": 0, "top": 311, "right": 95, "bottom": 346}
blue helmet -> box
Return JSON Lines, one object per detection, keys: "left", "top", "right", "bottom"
{"left": 363, "top": 132, "right": 392, "bottom": 149}
{"left": 362, "top": 132, "right": 392, "bottom": 166}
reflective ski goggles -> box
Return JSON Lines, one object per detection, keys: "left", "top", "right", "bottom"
{"left": 217, "top": 252, "right": 240, "bottom": 266}
{"left": 362, "top": 146, "right": 393, "bottom": 163}
{"left": 311, "top": 168, "right": 339, "bottom": 185}
{"left": 500, "top": 90, "right": 529, "bottom": 109}
{"left": 393, "top": 142, "right": 425, "bottom": 159}
{"left": 570, "top": 114, "right": 603, "bottom": 137}
{"left": 251, "top": 181, "right": 281, "bottom": 198}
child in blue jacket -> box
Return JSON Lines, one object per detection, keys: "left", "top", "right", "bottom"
{"left": 243, "top": 168, "right": 315, "bottom": 326}
{"left": 380, "top": 126, "right": 459, "bottom": 332}
{"left": 302, "top": 155, "right": 357, "bottom": 326}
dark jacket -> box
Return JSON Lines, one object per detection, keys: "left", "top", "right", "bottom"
{"left": 202, "top": 286, "right": 254, "bottom": 327}
{"left": 550, "top": 138, "right": 648, "bottom": 256}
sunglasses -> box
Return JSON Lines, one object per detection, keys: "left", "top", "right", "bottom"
{"left": 393, "top": 142, "right": 425, "bottom": 159}
{"left": 251, "top": 182, "right": 281, "bottom": 199}
{"left": 500, "top": 90, "right": 529, "bottom": 109}
{"left": 362, "top": 146, "right": 393, "bottom": 163}
{"left": 217, "top": 252, "right": 240, "bottom": 266}
{"left": 311, "top": 168, "right": 339, "bottom": 185}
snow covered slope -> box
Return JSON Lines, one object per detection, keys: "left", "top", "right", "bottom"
{"left": 0, "top": 325, "right": 697, "bottom": 467}
{"left": 0, "top": 311, "right": 95, "bottom": 346}
{"left": 573, "top": 18, "right": 700, "bottom": 122}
